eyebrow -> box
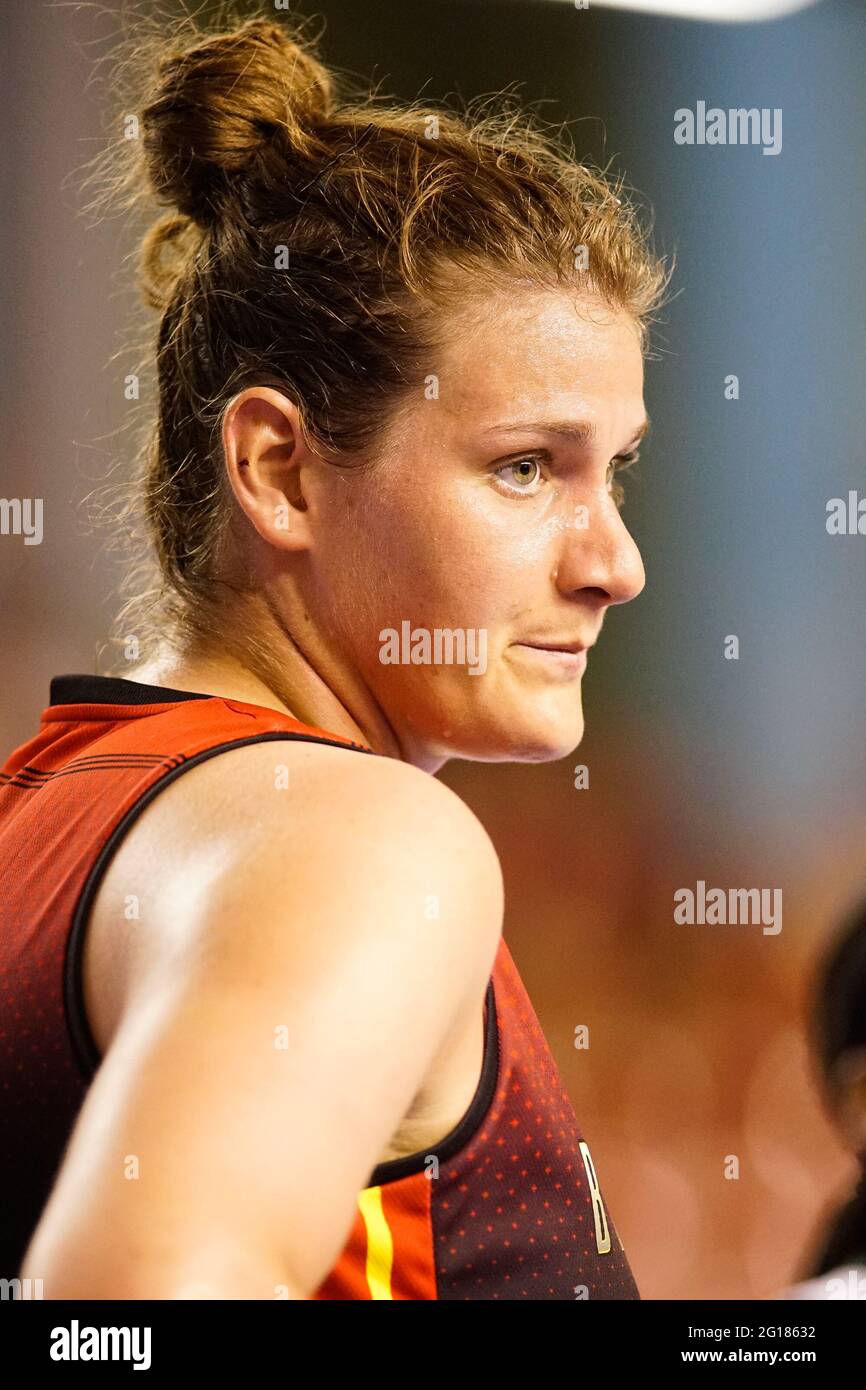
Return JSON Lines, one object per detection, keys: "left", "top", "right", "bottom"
{"left": 480, "top": 417, "right": 651, "bottom": 448}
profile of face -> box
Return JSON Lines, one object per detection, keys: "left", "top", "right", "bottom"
{"left": 226, "top": 287, "right": 647, "bottom": 768}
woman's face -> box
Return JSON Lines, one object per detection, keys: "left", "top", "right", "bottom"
{"left": 281, "top": 287, "right": 647, "bottom": 767}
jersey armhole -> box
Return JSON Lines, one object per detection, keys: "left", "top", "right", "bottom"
{"left": 365, "top": 971, "right": 500, "bottom": 1189}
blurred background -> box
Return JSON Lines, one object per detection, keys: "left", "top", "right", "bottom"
{"left": 2, "top": 0, "right": 865, "bottom": 1298}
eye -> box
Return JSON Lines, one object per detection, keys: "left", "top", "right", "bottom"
{"left": 493, "top": 455, "right": 546, "bottom": 497}
{"left": 607, "top": 449, "right": 640, "bottom": 508}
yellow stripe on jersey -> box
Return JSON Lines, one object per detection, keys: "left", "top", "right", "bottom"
{"left": 358, "top": 1186, "right": 395, "bottom": 1299}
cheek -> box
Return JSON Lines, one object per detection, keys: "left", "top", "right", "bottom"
{"left": 321, "top": 474, "right": 560, "bottom": 643}
{"left": 440, "top": 506, "right": 563, "bottom": 626}
{"left": 354, "top": 482, "right": 495, "bottom": 619}
{"left": 386, "top": 527, "right": 515, "bottom": 629}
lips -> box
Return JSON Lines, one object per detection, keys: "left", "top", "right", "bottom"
{"left": 518, "top": 641, "right": 589, "bottom": 654}
{"left": 511, "top": 642, "right": 589, "bottom": 675}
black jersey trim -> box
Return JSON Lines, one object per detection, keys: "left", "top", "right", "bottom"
{"left": 366, "top": 975, "right": 499, "bottom": 1188}
{"left": 1, "top": 754, "right": 182, "bottom": 791}
{"left": 50, "top": 673, "right": 213, "bottom": 706}
{"left": 63, "top": 727, "right": 500, "bottom": 1191}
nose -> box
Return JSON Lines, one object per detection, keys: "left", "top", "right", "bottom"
{"left": 552, "top": 498, "right": 646, "bottom": 608}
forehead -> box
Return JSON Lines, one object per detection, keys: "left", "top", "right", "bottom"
{"left": 434, "top": 287, "right": 644, "bottom": 427}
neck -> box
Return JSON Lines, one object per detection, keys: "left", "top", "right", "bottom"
{"left": 121, "top": 598, "right": 439, "bottom": 770}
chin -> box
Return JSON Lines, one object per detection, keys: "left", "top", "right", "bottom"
{"left": 510, "top": 720, "right": 586, "bottom": 764}
{"left": 438, "top": 707, "right": 586, "bottom": 764}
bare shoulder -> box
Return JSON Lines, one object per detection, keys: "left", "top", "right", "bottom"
{"left": 37, "top": 740, "right": 504, "bottom": 1296}
{"left": 84, "top": 737, "right": 503, "bottom": 1055}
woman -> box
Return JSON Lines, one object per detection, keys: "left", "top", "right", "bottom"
{"left": 0, "top": 12, "right": 669, "bottom": 1299}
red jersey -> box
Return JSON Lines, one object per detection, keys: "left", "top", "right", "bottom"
{"left": 0, "top": 673, "right": 640, "bottom": 1300}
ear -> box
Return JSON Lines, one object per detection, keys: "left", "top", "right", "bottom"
{"left": 829, "top": 1047, "right": 866, "bottom": 1153}
{"left": 222, "top": 387, "right": 316, "bottom": 551}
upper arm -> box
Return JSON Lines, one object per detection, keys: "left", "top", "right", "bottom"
{"left": 22, "top": 745, "right": 503, "bottom": 1298}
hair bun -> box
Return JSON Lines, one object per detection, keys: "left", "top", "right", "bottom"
{"left": 141, "top": 17, "right": 334, "bottom": 226}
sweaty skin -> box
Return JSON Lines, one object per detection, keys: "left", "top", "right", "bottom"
{"left": 20, "top": 286, "right": 649, "bottom": 1299}
{"left": 132, "top": 287, "right": 648, "bottom": 773}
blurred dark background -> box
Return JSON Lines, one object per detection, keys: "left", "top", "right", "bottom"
{"left": 2, "top": 0, "right": 865, "bottom": 1297}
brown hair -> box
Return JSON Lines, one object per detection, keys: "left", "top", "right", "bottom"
{"left": 85, "top": 4, "right": 672, "bottom": 671}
